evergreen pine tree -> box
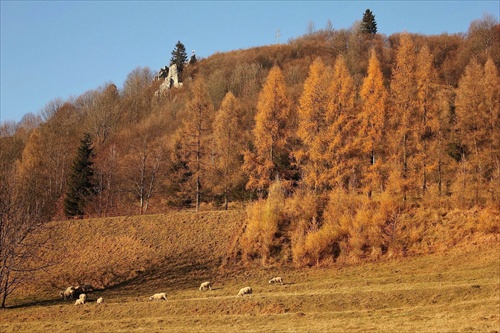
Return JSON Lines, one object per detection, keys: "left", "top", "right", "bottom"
{"left": 361, "top": 9, "right": 377, "bottom": 35}
{"left": 170, "top": 41, "right": 188, "bottom": 82}
{"left": 64, "top": 133, "right": 96, "bottom": 217}
{"left": 189, "top": 51, "right": 197, "bottom": 65}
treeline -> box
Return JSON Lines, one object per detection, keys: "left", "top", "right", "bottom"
{"left": 1, "top": 17, "right": 499, "bottom": 250}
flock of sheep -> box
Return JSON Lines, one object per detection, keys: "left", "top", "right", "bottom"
{"left": 59, "top": 284, "right": 103, "bottom": 305}
{"left": 60, "top": 276, "right": 284, "bottom": 306}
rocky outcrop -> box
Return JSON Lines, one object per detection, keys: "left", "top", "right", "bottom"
{"left": 154, "top": 63, "right": 182, "bottom": 98}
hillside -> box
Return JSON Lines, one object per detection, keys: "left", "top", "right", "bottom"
{"left": 17, "top": 210, "right": 245, "bottom": 302}
{"left": 1, "top": 15, "right": 499, "bottom": 312}
{"left": 1, "top": 209, "right": 499, "bottom": 333}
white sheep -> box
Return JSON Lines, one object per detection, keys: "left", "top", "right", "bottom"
{"left": 149, "top": 292, "right": 167, "bottom": 301}
{"left": 74, "top": 298, "right": 85, "bottom": 305}
{"left": 60, "top": 286, "right": 75, "bottom": 300}
{"left": 269, "top": 276, "right": 284, "bottom": 285}
{"left": 79, "top": 293, "right": 87, "bottom": 302}
{"left": 199, "top": 281, "right": 212, "bottom": 291}
{"left": 237, "top": 286, "right": 252, "bottom": 297}
{"left": 96, "top": 297, "right": 104, "bottom": 304}
{"left": 73, "top": 286, "right": 85, "bottom": 299}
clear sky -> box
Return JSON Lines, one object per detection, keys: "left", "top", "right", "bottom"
{"left": 1, "top": 1, "right": 498, "bottom": 124}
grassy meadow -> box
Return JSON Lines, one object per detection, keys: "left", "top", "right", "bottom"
{"left": 0, "top": 210, "right": 499, "bottom": 333}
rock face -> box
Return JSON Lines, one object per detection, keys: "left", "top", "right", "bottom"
{"left": 155, "top": 63, "right": 182, "bottom": 97}
{"left": 155, "top": 66, "right": 169, "bottom": 80}
{"left": 166, "top": 63, "right": 182, "bottom": 88}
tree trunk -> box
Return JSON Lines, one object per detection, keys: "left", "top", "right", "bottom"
{"left": 403, "top": 132, "right": 408, "bottom": 202}
{"left": 196, "top": 138, "right": 201, "bottom": 212}
{"left": 1, "top": 267, "right": 10, "bottom": 308}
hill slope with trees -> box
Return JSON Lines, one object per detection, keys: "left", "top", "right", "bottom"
{"left": 1, "top": 13, "right": 499, "bottom": 307}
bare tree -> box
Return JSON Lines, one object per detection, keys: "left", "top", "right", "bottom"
{"left": 120, "top": 129, "right": 164, "bottom": 215}
{"left": 0, "top": 164, "right": 53, "bottom": 307}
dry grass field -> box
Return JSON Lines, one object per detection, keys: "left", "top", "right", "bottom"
{"left": 0, "top": 210, "right": 499, "bottom": 333}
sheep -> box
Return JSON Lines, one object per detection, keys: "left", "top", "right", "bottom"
{"left": 79, "top": 293, "right": 87, "bottom": 302}
{"left": 149, "top": 292, "right": 167, "bottom": 301}
{"left": 74, "top": 298, "right": 85, "bottom": 305}
{"left": 199, "top": 281, "right": 212, "bottom": 291}
{"left": 269, "top": 276, "right": 284, "bottom": 285}
{"left": 96, "top": 297, "right": 104, "bottom": 304}
{"left": 60, "top": 286, "right": 75, "bottom": 300}
{"left": 73, "top": 286, "right": 85, "bottom": 299}
{"left": 237, "top": 286, "right": 252, "bottom": 297}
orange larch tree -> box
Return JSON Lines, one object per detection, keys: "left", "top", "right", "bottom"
{"left": 213, "top": 92, "right": 248, "bottom": 209}
{"left": 325, "top": 55, "right": 358, "bottom": 190}
{"left": 415, "top": 44, "right": 439, "bottom": 196}
{"left": 179, "top": 78, "right": 214, "bottom": 211}
{"left": 388, "top": 33, "right": 419, "bottom": 202}
{"left": 357, "top": 48, "right": 388, "bottom": 197}
{"left": 482, "top": 58, "right": 500, "bottom": 207}
{"left": 243, "top": 66, "right": 296, "bottom": 194}
{"left": 296, "top": 57, "right": 331, "bottom": 192}
{"left": 455, "top": 58, "right": 500, "bottom": 207}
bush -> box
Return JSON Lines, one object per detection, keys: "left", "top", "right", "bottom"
{"left": 240, "top": 180, "right": 285, "bottom": 264}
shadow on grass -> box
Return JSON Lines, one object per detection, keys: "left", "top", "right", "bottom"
{"left": 4, "top": 257, "right": 220, "bottom": 309}
{"left": 4, "top": 288, "right": 109, "bottom": 310}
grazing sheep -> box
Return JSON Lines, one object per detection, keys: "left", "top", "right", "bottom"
{"left": 96, "top": 297, "right": 104, "bottom": 304}
{"left": 149, "top": 292, "right": 167, "bottom": 301}
{"left": 237, "top": 286, "right": 252, "bottom": 297}
{"left": 60, "top": 286, "right": 75, "bottom": 300}
{"left": 79, "top": 293, "right": 87, "bottom": 302}
{"left": 74, "top": 298, "right": 85, "bottom": 305}
{"left": 199, "top": 281, "right": 212, "bottom": 291}
{"left": 73, "top": 286, "right": 85, "bottom": 299}
{"left": 269, "top": 277, "right": 284, "bottom": 285}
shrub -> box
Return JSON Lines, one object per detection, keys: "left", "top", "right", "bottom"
{"left": 240, "top": 180, "right": 285, "bottom": 264}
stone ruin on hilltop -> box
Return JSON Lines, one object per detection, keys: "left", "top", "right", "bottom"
{"left": 154, "top": 63, "right": 182, "bottom": 98}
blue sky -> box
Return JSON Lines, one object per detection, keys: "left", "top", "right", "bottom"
{"left": 1, "top": 1, "right": 498, "bottom": 124}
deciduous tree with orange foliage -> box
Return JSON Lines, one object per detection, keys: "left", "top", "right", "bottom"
{"left": 388, "top": 33, "right": 419, "bottom": 202}
{"left": 178, "top": 79, "right": 214, "bottom": 211}
{"left": 296, "top": 57, "right": 331, "bottom": 192}
{"left": 482, "top": 58, "right": 500, "bottom": 208}
{"left": 415, "top": 44, "right": 440, "bottom": 196}
{"left": 356, "top": 49, "right": 388, "bottom": 197}
{"left": 454, "top": 57, "right": 500, "bottom": 207}
{"left": 325, "top": 55, "right": 357, "bottom": 190}
{"left": 213, "top": 92, "right": 248, "bottom": 209}
{"left": 243, "top": 66, "right": 296, "bottom": 195}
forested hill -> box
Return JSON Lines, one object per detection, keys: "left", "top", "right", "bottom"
{"left": 1, "top": 16, "right": 499, "bottom": 256}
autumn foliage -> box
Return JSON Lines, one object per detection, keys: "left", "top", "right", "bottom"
{"left": 1, "top": 16, "right": 499, "bottom": 272}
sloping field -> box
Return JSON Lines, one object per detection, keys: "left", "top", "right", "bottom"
{"left": 0, "top": 211, "right": 499, "bottom": 333}
{"left": 8, "top": 210, "right": 247, "bottom": 304}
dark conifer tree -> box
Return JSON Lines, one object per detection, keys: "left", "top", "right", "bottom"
{"left": 189, "top": 51, "right": 197, "bottom": 65}
{"left": 170, "top": 40, "right": 188, "bottom": 82}
{"left": 64, "top": 133, "right": 96, "bottom": 217}
{"left": 361, "top": 9, "right": 378, "bottom": 35}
